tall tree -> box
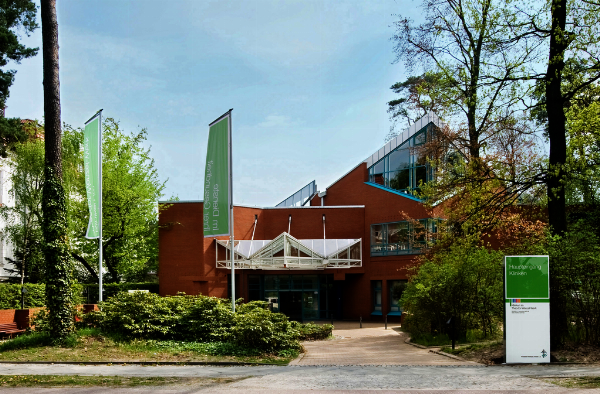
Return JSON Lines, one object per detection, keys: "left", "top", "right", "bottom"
{"left": 386, "top": 71, "right": 453, "bottom": 141}
{"left": 0, "top": 0, "right": 38, "bottom": 153}
{"left": 67, "top": 119, "right": 165, "bottom": 283}
{"left": 0, "top": 128, "right": 46, "bottom": 283}
{"left": 0, "top": 0, "right": 38, "bottom": 108}
{"left": 392, "top": 0, "right": 540, "bottom": 161}
{"left": 41, "top": 0, "right": 73, "bottom": 338}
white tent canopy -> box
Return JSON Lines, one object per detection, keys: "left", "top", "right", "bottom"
{"left": 216, "top": 232, "right": 361, "bottom": 270}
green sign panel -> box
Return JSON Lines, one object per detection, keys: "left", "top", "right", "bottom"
{"left": 83, "top": 114, "right": 101, "bottom": 239}
{"left": 505, "top": 256, "right": 549, "bottom": 299}
{"left": 203, "top": 114, "right": 230, "bottom": 237}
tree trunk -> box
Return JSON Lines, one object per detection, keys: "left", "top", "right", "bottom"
{"left": 546, "top": 0, "right": 568, "bottom": 237}
{"left": 41, "top": 0, "right": 73, "bottom": 339}
{"left": 545, "top": 0, "right": 569, "bottom": 349}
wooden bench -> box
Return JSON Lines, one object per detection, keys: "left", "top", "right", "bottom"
{"left": 0, "top": 322, "right": 26, "bottom": 339}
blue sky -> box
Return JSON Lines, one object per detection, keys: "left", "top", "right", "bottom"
{"left": 7, "top": 0, "right": 419, "bottom": 206}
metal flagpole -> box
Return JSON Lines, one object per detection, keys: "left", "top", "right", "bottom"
{"left": 98, "top": 110, "right": 103, "bottom": 302}
{"left": 228, "top": 110, "right": 235, "bottom": 312}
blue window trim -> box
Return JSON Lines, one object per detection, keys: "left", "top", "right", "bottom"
{"left": 364, "top": 182, "right": 422, "bottom": 202}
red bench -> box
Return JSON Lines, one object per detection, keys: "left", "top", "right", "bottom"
{"left": 0, "top": 322, "right": 25, "bottom": 339}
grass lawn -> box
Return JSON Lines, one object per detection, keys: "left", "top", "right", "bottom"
{"left": 537, "top": 377, "right": 600, "bottom": 388}
{"left": 0, "top": 375, "right": 245, "bottom": 388}
{"left": 0, "top": 329, "right": 297, "bottom": 365}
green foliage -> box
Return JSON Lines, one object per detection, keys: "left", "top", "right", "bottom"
{"left": 82, "top": 292, "right": 318, "bottom": 353}
{"left": 0, "top": 134, "right": 46, "bottom": 283}
{"left": 231, "top": 307, "right": 300, "bottom": 352}
{"left": 146, "top": 340, "right": 263, "bottom": 357}
{"left": 0, "top": 0, "right": 39, "bottom": 107}
{"left": 2, "top": 118, "right": 164, "bottom": 285}
{"left": 400, "top": 238, "right": 504, "bottom": 339}
{"left": 41, "top": 167, "right": 74, "bottom": 338}
{"left": 80, "top": 282, "right": 159, "bottom": 303}
{"left": 0, "top": 331, "right": 52, "bottom": 352}
{"left": 84, "top": 292, "right": 186, "bottom": 340}
{"left": 0, "top": 283, "right": 45, "bottom": 309}
{"left": 0, "top": 117, "right": 28, "bottom": 157}
{"left": 178, "top": 296, "right": 233, "bottom": 342}
{"left": 67, "top": 118, "right": 165, "bottom": 282}
{"left": 386, "top": 72, "right": 454, "bottom": 141}
{"left": 291, "top": 321, "right": 333, "bottom": 341}
{"left": 548, "top": 223, "right": 600, "bottom": 346}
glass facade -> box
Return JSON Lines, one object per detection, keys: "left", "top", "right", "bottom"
{"left": 368, "top": 125, "right": 434, "bottom": 194}
{"left": 371, "top": 219, "right": 439, "bottom": 256}
{"left": 247, "top": 274, "right": 336, "bottom": 321}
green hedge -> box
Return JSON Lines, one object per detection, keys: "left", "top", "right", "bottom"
{"left": 0, "top": 284, "right": 46, "bottom": 309}
{"left": 80, "top": 282, "right": 159, "bottom": 303}
{"left": 0, "top": 282, "right": 157, "bottom": 309}
{"left": 79, "top": 293, "right": 331, "bottom": 352}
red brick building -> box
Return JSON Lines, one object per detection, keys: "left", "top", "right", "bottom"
{"left": 159, "top": 112, "right": 444, "bottom": 321}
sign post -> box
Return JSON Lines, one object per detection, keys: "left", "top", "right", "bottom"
{"left": 504, "top": 255, "right": 550, "bottom": 363}
{"left": 203, "top": 109, "right": 235, "bottom": 312}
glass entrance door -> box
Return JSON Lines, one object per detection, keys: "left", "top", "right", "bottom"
{"left": 279, "top": 291, "right": 302, "bottom": 321}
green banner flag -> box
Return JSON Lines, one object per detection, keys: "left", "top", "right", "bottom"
{"left": 204, "top": 112, "right": 231, "bottom": 237}
{"left": 84, "top": 112, "right": 102, "bottom": 239}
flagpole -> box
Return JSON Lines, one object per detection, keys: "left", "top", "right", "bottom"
{"left": 228, "top": 110, "right": 235, "bottom": 313}
{"left": 98, "top": 110, "right": 103, "bottom": 302}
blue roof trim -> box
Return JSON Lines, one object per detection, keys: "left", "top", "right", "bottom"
{"left": 364, "top": 182, "right": 423, "bottom": 202}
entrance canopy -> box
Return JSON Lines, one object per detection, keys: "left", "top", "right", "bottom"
{"left": 216, "top": 232, "right": 361, "bottom": 270}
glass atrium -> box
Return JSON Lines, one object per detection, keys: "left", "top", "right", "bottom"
{"left": 368, "top": 124, "right": 435, "bottom": 194}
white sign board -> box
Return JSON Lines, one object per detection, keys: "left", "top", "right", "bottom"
{"left": 505, "top": 256, "right": 550, "bottom": 364}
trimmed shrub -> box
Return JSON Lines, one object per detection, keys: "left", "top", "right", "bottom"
{"left": 177, "top": 296, "right": 234, "bottom": 342}
{"left": 83, "top": 292, "right": 189, "bottom": 339}
{"left": 293, "top": 322, "right": 333, "bottom": 340}
{"left": 231, "top": 307, "right": 300, "bottom": 352}
{"left": 83, "top": 292, "right": 308, "bottom": 352}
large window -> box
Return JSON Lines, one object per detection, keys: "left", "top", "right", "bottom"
{"left": 371, "top": 219, "right": 439, "bottom": 256}
{"left": 368, "top": 125, "right": 434, "bottom": 194}
{"left": 388, "top": 280, "right": 406, "bottom": 316}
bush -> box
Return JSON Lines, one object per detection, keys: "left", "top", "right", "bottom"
{"left": 292, "top": 321, "right": 333, "bottom": 340}
{"left": 83, "top": 292, "right": 306, "bottom": 352}
{"left": 0, "top": 331, "right": 53, "bottom": 351}
{"left": 548, "top": 223, "right": 600, "bottom": 346}
{"left": 84, "top": 292, "right": 189, "bottom": 339}
{"left": 400, "top": 239, "right": 504, "bottom": 339}
{"left": 231, "top": 308, "right": 300, "bottom": 352}
{"left": 177, "top": 296, "right": 233, "bottom": 342}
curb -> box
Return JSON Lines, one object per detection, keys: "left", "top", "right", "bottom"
{"left": 0, "top": 361, "right": 278, "bottom": 366}
{"left": 403, "top": 337, "right": 427, "bottom": 349}
{"left": 428, "top": 348, "right": 469, "bottom": 362}
{"left": 289, "top": 351, "right": 306, "bottom": 366}
{"left": 404, "top": 337, "right": 471, "bottom": 363}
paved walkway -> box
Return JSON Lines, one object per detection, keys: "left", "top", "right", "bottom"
{"left": 1, "top": 364, "right": 600, "bottom": 392}
{"left": 290, "top": 321, "right": 472, "bottom": 365}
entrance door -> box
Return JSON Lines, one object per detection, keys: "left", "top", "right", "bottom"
{"left": 279, "top": 292, "right": 302, "bottom": 321}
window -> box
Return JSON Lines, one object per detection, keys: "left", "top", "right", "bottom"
{"left": 248, "top": 275, "right": 261, "bottom": 302}
{"left": 388, "top": 280, "right": 406, "bottom": 316}
{"left": 370, "top": 219, "right": 440, "bottom": 256}
{"left": 368, "top": 126, "right": 434, "bottom": 194}
{"left": 372, "top": 281, "right": 382, "bottom": 315}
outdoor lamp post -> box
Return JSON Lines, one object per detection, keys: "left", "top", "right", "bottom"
{"left": 21, "top": 286, "right": 28, "bottom": 310}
